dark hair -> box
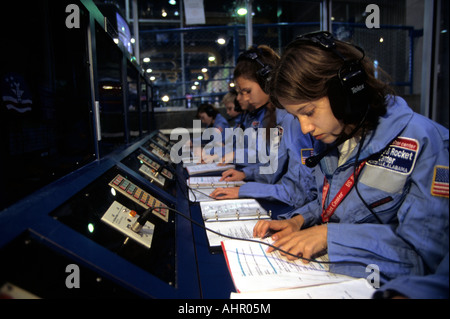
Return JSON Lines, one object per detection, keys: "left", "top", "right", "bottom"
{"left": 234, "top": 45, "right": 280, "bottom": 133}
{"left": 235, "top": 44, "right": 279, "bottom": 93}
{"left": 196, "top": 103, "right": 218, "bottom": 119}
{"left": 270, "top": 37, "right": 395, "bottom": 131}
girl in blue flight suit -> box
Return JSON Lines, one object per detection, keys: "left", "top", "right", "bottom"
{"left": 196, "top": 103, "right": 229, "bottom": 145}
{"left": 209, "top": 45, "right": 316, "bottom": 208}
{"left": 253, "top": 31, "right": 449, "bottom": 289}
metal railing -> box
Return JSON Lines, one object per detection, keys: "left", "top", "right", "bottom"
{"left": 140, "top": 22, "right": 418, "bottom": 108}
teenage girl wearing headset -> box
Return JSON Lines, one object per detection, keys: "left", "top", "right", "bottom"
{"left": 209, "top": 45, "right": 316, "bottom": 209}
{"left": 253, "top": 32, "right": 448, "bottom": 294}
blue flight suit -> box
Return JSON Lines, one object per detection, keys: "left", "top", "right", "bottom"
{"left": 211, "top": 113, "right": 229, "bottom": 145}
{"left": 238, "top": 108, "right": 317, "bottom": 208}
{"left": 279, "top": 96, "right": 449, "bottom": 283}
{"left": 227, "top": 104, "right": 269, "bottom": 166}
{"left": 202, "top": 113, "right": 230, "bottom": 153}
{"left": 374, "top": 253, "right": 449, "bottom": 299}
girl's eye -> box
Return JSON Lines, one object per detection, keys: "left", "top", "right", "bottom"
{"left": 300, "top": 107, "right": 314, "bottom": 117}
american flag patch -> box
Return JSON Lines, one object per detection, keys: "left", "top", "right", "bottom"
{"left": 301, "top": 148, "right": 314, "bottom": 165}
{"left": 431, "top": 166, "right": 449, "bottom": 198}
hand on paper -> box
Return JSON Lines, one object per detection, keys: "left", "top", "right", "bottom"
{"left": 253, "top": 215, "right": 304, "bottom": 240}
{"left": 253, "top": 216, "right": 328, "bottom": 263}
{"left": 209, "top": 187, "right": 240, "bottom": 199}
{"left": 220, "top": 169, "right": 246, "bottom": 182}
{"left": 269, "top": 225, "right": 328, "bottom": 263}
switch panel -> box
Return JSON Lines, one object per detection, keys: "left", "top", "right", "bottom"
{"left": 101, "top": 201, "right": 155, "bottom": 248}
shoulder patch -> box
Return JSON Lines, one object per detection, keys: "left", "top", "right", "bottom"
{"left": 301, "top": 148, "right": 314, "bottom": 165}
{"left": 431, "top": 165, "right": 449, "bottom": 198}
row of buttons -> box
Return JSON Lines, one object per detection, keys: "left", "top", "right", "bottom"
{"left": 138, "top": 153, "right": 174, "bottom": 180}
{"left": 110, "top": 174, "right": 169, "bottom": 222}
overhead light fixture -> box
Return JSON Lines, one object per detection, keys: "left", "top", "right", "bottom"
{"left": 208, "top": 56, "right": 216, "bottom": 62}
{"left": 237, "top": 8, "right": 247, "bottom": 16}
{"left": 169, "top": 0, "right": 176, "bottom": 5}
{"left": 217, "top": 37, "right": 226, "bottom": 45}
{"left": 201, "top": 68, "right": 208, "bottom": 73}
{"left": 143, "top": 57, "right": 150, "bottom": 63}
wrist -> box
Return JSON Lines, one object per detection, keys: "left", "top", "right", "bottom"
{"left": 292, "top": 215, "right": 304, "bottom": 230}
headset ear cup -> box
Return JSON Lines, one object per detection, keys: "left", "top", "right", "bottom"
{"left": 256, "top": 64, "right": 272, "bottom": 94}
{"left": 340, "top": 66, "right": 369, "bottom": 122}
{"left": 327, "top": 76, "right": 348, "bottom": 121}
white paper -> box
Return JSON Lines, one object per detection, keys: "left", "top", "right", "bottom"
{"left": 230, "top": 278, "right": 376, "bottom": 299}
{"left": 188, "top": 176, "right": 246, "bottom": 188}
{"left": 188, "top": 187, "right": 216, "bottom": 202}
{"left": 222, "top": 238, "right": 356, "bottom": 293}
{"left": 185, "top": 163, "right": 235, "bottom": 175}
{"left": 200, "top": 199, "right": 269, "bottom": 221}
{"left": 184, "top": 0, "right": 205, "bottom": 25}
{"left": 205, "top": 220, "right": 261, "bottom": 247}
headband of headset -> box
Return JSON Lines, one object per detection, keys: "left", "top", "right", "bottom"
{"left": 237, "top": 45, "right": 273, "bottom": 92}
{"left": 292, "top": 31, "right": 369, "bottom": 123}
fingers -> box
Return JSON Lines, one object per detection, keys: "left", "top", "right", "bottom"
{"left": 209, "top": 188, "right": 226, "bottom": 198}
{"left": 253, "top": 220, "right": 271, "bottom": 238}
{"left": 253, "top": 220, "right": 289, "bottom": 239}
{"left": 220, "top": 169, "right": 235, "bottom": 181}
{"left": 268, "top": 225, "right": 328, "bottom": 263}
{"left": 209, "top": 187, "right": 239, "bottom": 199}
{"left": 269, "top": 233, "right": 303, "bottom": 260}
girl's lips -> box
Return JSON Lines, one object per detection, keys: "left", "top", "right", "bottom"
{"left": 314, "top": 134, "right": 324, "bottom": 140}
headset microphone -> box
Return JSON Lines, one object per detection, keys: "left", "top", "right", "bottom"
{"left": 305, "top": 147, "right": 334, "bottom": 168}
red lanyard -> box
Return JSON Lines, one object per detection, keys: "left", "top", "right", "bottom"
{"left": 321, "top": 160, "right": 367, "bottom": 223}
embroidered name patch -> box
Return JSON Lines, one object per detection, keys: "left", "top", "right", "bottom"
{"left": 431, "top": 165, "right": 449, "bottom": 198}
{"left": 366, "top": 137, "right": 419, "bottom": 175}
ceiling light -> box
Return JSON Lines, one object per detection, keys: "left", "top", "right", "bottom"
{"left": 217, "top": 37, "right": 226, "bottom": 45}
{"left": 237, "top": 8, "right": 247, "bottom": 16}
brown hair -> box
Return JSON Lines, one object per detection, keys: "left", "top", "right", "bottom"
{"left": 234, "top": 45, "right": 280, "bottom": 132}
{"left": 270, "top": 37, "right": 395, "bottom": 130}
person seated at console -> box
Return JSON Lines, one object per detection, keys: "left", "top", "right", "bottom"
{"left": 252, "top": 31, "right": 448, "bottom": 288}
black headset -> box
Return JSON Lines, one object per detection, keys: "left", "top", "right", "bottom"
{"left": 292, "top": 31, "right": 370, "bottom": 125}
{"left": 237, "top": 45, "right": 273, "bottom": 93}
